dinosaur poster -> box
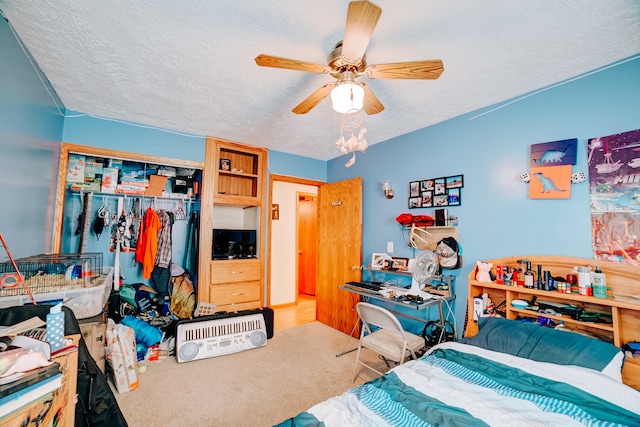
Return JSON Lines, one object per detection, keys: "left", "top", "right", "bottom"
{"left": 529, "top": 165, "right": 572, "bottom": 199}
{"left": 588, "top": 128, "right": 640, "bottom": 265}
{"left": 530, "top": 138, "right": 577, "bottom": 168}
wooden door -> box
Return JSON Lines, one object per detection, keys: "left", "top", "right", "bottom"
{"left": 316, "top": 178, "right": 362, "bottom": 335}
{"left": 297, "top": 194, "right": 317, "bottom": 296}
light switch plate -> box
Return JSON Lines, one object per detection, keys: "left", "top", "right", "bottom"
{"left": 387, "top": 242, "right": 394, "bottom": 253}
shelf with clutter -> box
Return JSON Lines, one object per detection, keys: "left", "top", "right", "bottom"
{"left": 465, "top": 255, "right": 640, "bottom": 389}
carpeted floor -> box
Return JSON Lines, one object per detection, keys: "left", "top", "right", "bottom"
{"left": 113, "top": 321, "right": 387, "bottom": 426}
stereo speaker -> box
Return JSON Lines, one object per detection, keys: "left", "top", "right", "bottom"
{"left": 435, "top": 208, "right": 448, "bottom": 226}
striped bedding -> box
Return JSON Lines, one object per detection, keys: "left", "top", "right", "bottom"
{"left": 276, "top": 342, "right": 640, "bottom": 426}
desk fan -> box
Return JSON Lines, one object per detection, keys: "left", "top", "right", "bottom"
{"left": 408, "top": 250, "right": 439, "bottom": 298}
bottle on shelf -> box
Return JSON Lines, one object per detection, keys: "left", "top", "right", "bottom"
{"left": 592, "top": 265, "right": 607, "bottom": 298}
{"left": 524, "top": 262, "right": 534, "bottom": 289}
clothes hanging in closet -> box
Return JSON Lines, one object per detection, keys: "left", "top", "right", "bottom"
{"left": 150, "top": 210, "right": 174, "bottom": 299}
{"left": 135, "top": 207, "right": 160, "bottom": 279}
{"left": 184, "top": 210, "right": 199, "bottom": 275}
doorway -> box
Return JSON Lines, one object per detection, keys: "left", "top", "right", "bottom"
{"left": 268, "top": 175, "right": 322, "bottom": 318}
{"left": 297, "top": 193, "right": 317, "bottom": 297}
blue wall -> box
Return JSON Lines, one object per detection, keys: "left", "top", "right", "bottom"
{"left": 0, "top": 18, "right": 64, "bottom": 258}
{"left": 328, "top": 55, "right": 640, "bottom": 333}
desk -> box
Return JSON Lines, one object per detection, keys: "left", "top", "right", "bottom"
{"left": 338, "top": 285, "right": 455, "bottom": 356}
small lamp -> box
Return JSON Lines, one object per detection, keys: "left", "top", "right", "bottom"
{"left": 382, "top": 180, "right": 394, "bottom": 199}
{"left": 330, "top": 71, "right": 364, "bottom": 114}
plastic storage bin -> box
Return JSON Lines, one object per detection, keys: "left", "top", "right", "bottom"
{"left": 0, "top": 267, "right": 113, "bottom": 319}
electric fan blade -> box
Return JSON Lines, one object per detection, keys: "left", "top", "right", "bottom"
{"left": 292, "top": 83, "right": 335, "bottom": 114}
{"left": 365, "top": 60, "right": 444, "bottom": 80}
{"left": 255, "top": 54, "right": 330, "bottom": 74}
{"left": 360, "top": 82, "right": 384, "bottom": 115}
{"left": 341, "top": 1, "right": 382, "bottom": 63}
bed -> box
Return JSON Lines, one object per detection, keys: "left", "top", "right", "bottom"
{"left": 277, "top": 317, "right": 640, "bottom": 426}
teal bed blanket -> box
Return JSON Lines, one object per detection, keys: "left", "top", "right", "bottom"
{"left": 276, "top": 342, "right": 640, "bottom": 427}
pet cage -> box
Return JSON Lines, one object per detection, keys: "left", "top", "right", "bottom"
{"left": 0, "top": 252, "right": 104, "bottom": 297}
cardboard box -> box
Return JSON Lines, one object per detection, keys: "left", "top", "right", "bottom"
{"left": 145, "top": 175, "right": 168, "bottom": 196}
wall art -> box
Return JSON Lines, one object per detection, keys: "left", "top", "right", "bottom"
{"left": 409, "top": 174, "right": 464, "bottom": 209}
{"left": 588, "top": 128, "right": 640, "bottom": 265}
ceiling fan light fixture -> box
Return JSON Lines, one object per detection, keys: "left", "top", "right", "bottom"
{"left": 330, "top": 72, "right": 364, "bottom": 114}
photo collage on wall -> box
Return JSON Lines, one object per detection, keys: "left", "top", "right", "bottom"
{"left": 409, "top": 175, "right": 463, "bottom": 209}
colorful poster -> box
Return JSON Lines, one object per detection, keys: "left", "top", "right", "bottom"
{"left": 588, "top": 128, "right": 640, "bottom": 265}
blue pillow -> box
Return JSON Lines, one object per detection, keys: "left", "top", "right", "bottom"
{"left": 460, "top": 317, "right": 623, "bottom": 372}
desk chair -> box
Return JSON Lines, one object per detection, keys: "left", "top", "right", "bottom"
{"left": 353, "top": 302, "right": 425, "bottom": 381}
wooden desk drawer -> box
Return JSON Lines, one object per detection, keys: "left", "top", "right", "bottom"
{"left": 211, "top": 259, "right": 260, "bottom": 284}
{"left": 210, "top": 281, "right": 261, "bottom": 305}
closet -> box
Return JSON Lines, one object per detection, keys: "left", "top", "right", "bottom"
{"left": 53, "top": 144, "right": 203, "bottom": 288}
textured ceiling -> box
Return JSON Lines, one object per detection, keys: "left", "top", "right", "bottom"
{"left": 1, "top": 1, "right": 639, "bottom": 160}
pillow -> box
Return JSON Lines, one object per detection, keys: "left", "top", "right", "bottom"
{"left": 460, "top": 317, "right": 624, "bottom": 381}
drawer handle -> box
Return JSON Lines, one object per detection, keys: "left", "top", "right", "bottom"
{"left": 232, "top": 292, "right": 244, "bottom": 296}
{"left": 231, "top": 271, "right": 243, "bottom": 274}
{"left": 96, "top": 336, "right": 103, "bottom": 342}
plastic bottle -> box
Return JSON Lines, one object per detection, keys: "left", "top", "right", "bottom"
{"left": 592, "top": 265, "right": 607, "bottom": 298}
{"left": 46, "top": 303, "right": 65, "bottom": 351}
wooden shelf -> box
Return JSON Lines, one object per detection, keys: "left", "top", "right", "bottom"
{"left": 465, "top": 255, "right": 640, "bottom": 389}
{"left": 198, "top": 138, "right": 268, "bottom": 306}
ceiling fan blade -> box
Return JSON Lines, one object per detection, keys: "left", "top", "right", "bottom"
{"left": 255, "top": 54, "right": 330, "bottom": 74}
{"left": 360, "top": 82, "right": 384, "bottom": 115}
{"left": 292, "top": 83, "right": 335, "bottom": 114}
{"left": 365, "top": 60, "right": 444, "bottom": 80}
{"left": 341, "top": 1, "right": 382, "bottom": 63}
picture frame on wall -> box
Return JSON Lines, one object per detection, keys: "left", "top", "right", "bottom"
{"left": 408, "top": 173, "right": 464, "bottom": 209}
{"left": 446, "top": 175, "right": 464, "bottom": 189}
{"left": 410, "top": 181, "right": 420, "bottom": 197}
{"left": 421, "top": 191, "right": 433, "bottom": 207}
{"left": 434, "top": 178, "right": 446, "bottom": 195}
{"left": 434, "top": 194, "right": 449, "bottom": 206}
{"left": 447, "top": 188, "right": 461, "bottom": 206}
{"left": 420, "top": 180, "right": 434, "bottom": 192}
{"left": 409, "top": 197, "right": 422, "bottom": 208}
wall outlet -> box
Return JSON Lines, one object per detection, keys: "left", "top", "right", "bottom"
{"left": 387, "top": 241, "right": 394, "bottom": 253}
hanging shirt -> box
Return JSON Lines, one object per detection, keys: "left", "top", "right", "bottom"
{"left": 155, "top": 210, "right": 173, "bottom": 269}
{"left": 135, "top": 207, "right": 161, "bottom": 279}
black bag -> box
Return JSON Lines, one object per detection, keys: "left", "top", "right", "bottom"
{"left": 0, "top": 305, "right": 128, "bottom": 427}
{"left": 421, "top": 320, "right": 455, "bottom": 348}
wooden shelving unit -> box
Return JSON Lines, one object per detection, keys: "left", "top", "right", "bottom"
{"left": 198, "top": 138, "right": 268, "bottom": 310}
{"left": 465, "top": 255, "right": 640, "bottom": 389}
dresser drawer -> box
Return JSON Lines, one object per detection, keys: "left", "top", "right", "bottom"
{"left": 216, "top": 300, "right": 261, "bottom": 312}
{"left": 210, "top": 259, "right": 260, "bottom": 284}
{"left": 210, "top": 281, "right": 261, "bottom": 305}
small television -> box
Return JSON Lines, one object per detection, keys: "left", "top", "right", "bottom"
{"left": 212, "top": 229, "right": 257, "bottom": 260}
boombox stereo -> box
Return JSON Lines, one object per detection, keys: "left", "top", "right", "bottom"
{"left": 175, "top": 307, "right": 274, "bottom": 363}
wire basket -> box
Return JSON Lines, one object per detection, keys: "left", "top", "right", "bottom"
{"left": 0, "top": 252, "right": 104, "bottom": 297}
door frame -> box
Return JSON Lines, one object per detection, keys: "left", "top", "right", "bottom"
{"left": 267, "top": 174, "right": 324, "bottom": 308}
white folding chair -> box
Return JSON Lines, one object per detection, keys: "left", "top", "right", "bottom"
{"left": 353, "top": 302, "right": 425, "bottom": 381}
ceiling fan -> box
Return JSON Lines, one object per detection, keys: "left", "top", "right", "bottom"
{"left": 254, "top": 0, "right": 444, "bottom": 115}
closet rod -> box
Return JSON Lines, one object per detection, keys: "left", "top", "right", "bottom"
{"left": 70, "top": 191, "right": 197, "bottom": 205}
